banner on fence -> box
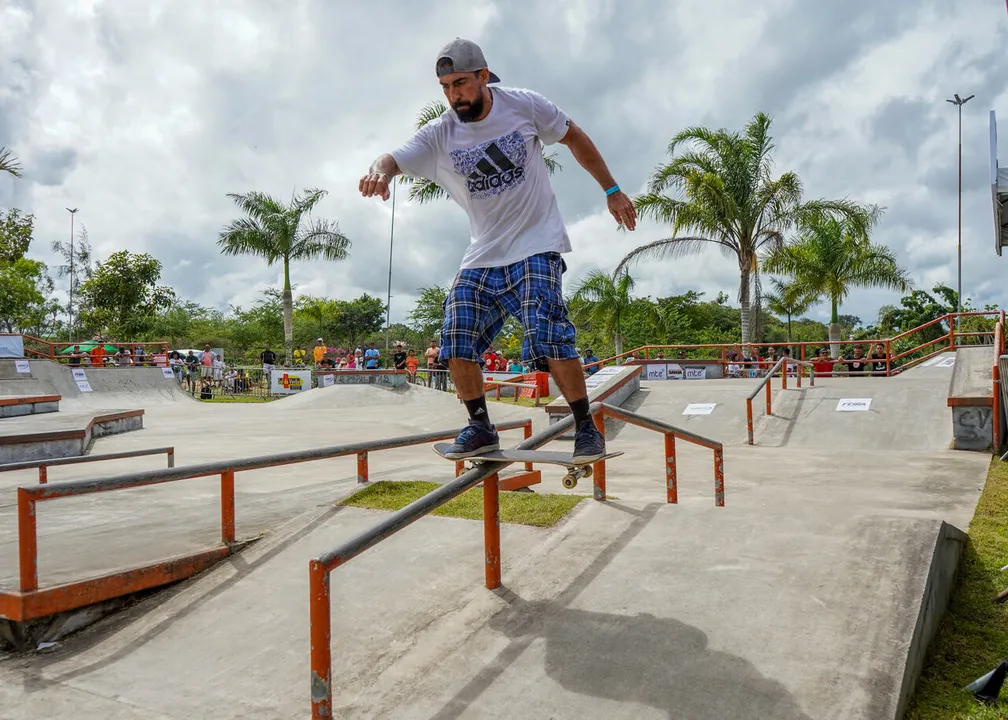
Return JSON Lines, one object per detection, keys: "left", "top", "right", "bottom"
{"left": 270, "top": 369, "right": 312, "bottom": 394}
{"left": 0, "top": 335, "right": 24, "bottom": 358}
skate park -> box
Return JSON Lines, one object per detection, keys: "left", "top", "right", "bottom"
{"left": 0, "top": 315, "right": 1004, "bottom": 720}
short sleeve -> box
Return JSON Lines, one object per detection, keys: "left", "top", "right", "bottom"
{"left": 527, "top": 90, "right": 571, "bottom": 145}
{"left": 390, "top": 124, "right": 440, "bottom": 182}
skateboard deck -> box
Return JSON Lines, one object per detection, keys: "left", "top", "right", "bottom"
{"left": 432, "top": 443, "right": 623, "bottom": 489}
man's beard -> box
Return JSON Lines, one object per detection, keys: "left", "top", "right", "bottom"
{"left": 453, "top": 94, "right": 485, "bottom": 123}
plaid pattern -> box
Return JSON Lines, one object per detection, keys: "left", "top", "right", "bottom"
{"left": 440, "top": 252, "right": 578, "bottom": 363}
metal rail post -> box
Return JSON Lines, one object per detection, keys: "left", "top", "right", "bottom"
{"left": 38, "top": 465, "right": 47, "bottom": 485}
{"left": 221, "top": 470, "right": 236, "bottom": 545}
{"left": 746, "top": 398, "right": 754, "bottom": 445}
{"left": 483, "top": 472, "right": 501, "bottom": 589}
{"left": 309, "top": 559, "right": 332, "bottom": 720}
{"left": 356, "top": 452, "right": 368, "bottom": 484}
{"left": 714, "top": 447, "right": 725, "bottom": 507}
{"left": 18, "top": 488, "right": 37, "bottom": 592}
{"left": 593, "top": 409, "right": 607, "bottom": 501}
{"left": 665, "top": 433, "right": 678, "bottom": 504}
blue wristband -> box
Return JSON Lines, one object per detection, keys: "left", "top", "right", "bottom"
{"left": 605, "top": 184, "right": 620, "bottom": 196}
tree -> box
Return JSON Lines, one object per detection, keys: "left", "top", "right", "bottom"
{"left": 0, "top": 258, "right": 57, "bottom": 334}
{"left": 0, "top": 147, "right": 21, "bottom": 178}
{"left": 402, "top": 101, "right": 563, "bottom": 203}
{"left": 568, "top": 269, "right": 662, "bottom": 360}
{"left": 764, "top": 213, "right": 912, "bottom": 356}
{"left": 617, "top": 112, "right": 874, "bottom": 345}
{"left": 406, "top": 285, "right": 449, "bottom": 339}
{"left": 77, "top": 250, "right": 176, "bottom": 338}
{"left": 763, "top": 277, "right": 813, "bottom": 345}
{"left": 0, "top": 209, "right": 34, "bottom": 263}
{"left": 51, "top": 223, "right": 97, "bottom": 338}
{"left": 332, "top": 294, "right": 386, "bottom": 348}
{"left": 218, "top": 187, "right": 351, "bottom": 364}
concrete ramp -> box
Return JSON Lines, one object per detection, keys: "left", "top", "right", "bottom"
{"left": 947, "top": 347, "right": 996, "bottom": 451}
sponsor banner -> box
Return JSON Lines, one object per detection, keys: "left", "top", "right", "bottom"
{"left": 162, "top": 367, "right": 175, "bottom": 379}
{"left": 0, "top": 334, "right": 25, "bottom": 358}
{"left": 71, "top": 368, "right": 87, "bottom": 381}
{"left": 76, "top": 380, "right": 93, "bottom": 392}
{"left": 15, "top": 360, "right": 30, "bottom": 374}
{"left": 271, "top": 369, "right": 312, "bottom": 394}
{"left": 836, "top": 398, "right": 872, "bottom": 412}
{"left": 683, "top": 403, "right": 716, "bottom": 415}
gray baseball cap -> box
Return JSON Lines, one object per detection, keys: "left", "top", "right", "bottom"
{"left": 435, "top": 38, "right": 500, "bottom": 83}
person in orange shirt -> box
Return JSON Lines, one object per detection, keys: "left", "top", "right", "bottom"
{"left": 405, "top": 348, "right": 419, "bottom": 379}
{"left": 312, "top": 338, "right": 327, "bottom": 366}
{"left": 90, "top": 342, "right": 106, "bottom": 367}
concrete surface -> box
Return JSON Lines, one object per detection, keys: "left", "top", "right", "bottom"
{"left": 0, "top": 354, "right": 995, "bottom": 719}
{"left": 0, "top": 396, "right": 60, "bottom": 419}
{"left": 0, "top": 410, "right": 145, "bottom": 463}
{"left": 948, "top": 347, "right": 993, "bottom": 400}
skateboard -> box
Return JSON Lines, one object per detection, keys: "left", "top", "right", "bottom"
{"left": 432, "top": 442, "right": 623, "bottom": 489}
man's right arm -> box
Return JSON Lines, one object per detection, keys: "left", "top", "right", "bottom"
{"left": 360, "top": 125, "right": 439, "bottom": 201}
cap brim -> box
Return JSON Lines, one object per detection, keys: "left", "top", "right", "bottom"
{"left": 487, "top": 70, "right": 501, "bottom": 83}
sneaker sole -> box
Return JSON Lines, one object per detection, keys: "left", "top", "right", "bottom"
{"left": 442, "top": 442, "right": 501, "bottom": 460}
{"left": 571, "top": 452, "right": 605, "bottom": 465}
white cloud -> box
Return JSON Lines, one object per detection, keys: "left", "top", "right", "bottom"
{"left": 1, "top": 0, "right": 1006, "bottom": 335}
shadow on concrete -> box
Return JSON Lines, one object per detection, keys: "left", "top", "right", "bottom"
{"left": 429, "top": 501, "right": 812, "bottom": 720}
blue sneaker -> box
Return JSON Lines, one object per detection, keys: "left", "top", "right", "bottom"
{"left": 572, "top": 419, "right": 606, "bottom": 464}
{"left": 442, "top": 421, "right": 500, "bottom": 459}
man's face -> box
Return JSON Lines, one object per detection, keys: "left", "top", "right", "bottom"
{"left": 439, "top": 69, "right": 487, "bottom": 122}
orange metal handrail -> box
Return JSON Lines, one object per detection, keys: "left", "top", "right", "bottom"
{"left": 0, "top": 419, "right": 532, "bottom": 623}
{"left": 307, "top": 401, "right": 724, "bottom": 718}
{"left": 0, "top": 446, "right": 175, "bottom": 485}
{"left": 994, "top": 313, "right": 1005, "bottom": 450}
{"left": 744, "top": 357, "right": 817, "bottom": 445}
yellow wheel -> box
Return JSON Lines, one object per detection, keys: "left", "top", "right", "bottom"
{"left": 562, "top": 474, "right": 578, "bottom": 489}
{"left": 582, "top": 465, "right": 593, "bottom": 479}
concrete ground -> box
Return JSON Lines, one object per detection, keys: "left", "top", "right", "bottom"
{"left": 0, "top": 353, "right": 995, "bottom": 719}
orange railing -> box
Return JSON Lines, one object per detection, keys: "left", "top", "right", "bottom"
{"left": 586, "top": 311, "right": 1003, "bottom": 378}
{"left": 994, "top": 311, "right": 1006, "bottom": 450}
{"left": 0, "top": 419, "right": 532, "bottom": 625}
{"left": 307, "top": 401, "right": 724, "bottom": 718}
{"left": 745, "top": 358, "right": 816, "bottom": 445}
{"left": 17, "top": 334, "right": 169, "bottom": 364}
{"left": 0, "top": 445, "right": 175, "bottom": 484}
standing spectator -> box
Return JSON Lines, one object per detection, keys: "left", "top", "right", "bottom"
{"left": 838, "top": 345, "right": 869, "bottom": 374}
{"left": 868, "top": 342, "right": 888, "bottom": 376}
{"left": 68, "top": 345, "right": 83, "bottom": 367}
{"left": 364, "top": 342, "right": 380, "bottom": 369}
{"left": 425, "top": 340, "right": 440, "bottom": 387}
{"left": 811, "top": 347, "right": 834, "bottom": 377}
{"left": 405, "top": 349, "right": 419, "bottom": 379}
{"left": 312, "top": 338, "right": 327, "bottom": 366}
{"left": 168, "top": 348, "right": 183, "bottom": 381}
{"left": 293, "top": 346, "right": 307, "bottom": 367}
{"left": 260, "top": 344, "right": 277, "bottom": 384}
{"left": 200, "top": 344, "right": 215, "bottom": 382}
{"left": 393, "top": 343, "right": 407, "bottom": 370}
{"left": 582, "top": 348, "right": 599, "bottom": 375}
{"left": 90, "top": 341, "right": 106, "bottom": 367}
{"left": 134, "top": 345, "right": 146, "bottom": 366}
{"left": 184, "top": 350, "right": 199, "bottom": 393}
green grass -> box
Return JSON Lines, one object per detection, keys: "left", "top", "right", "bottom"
{"left": 488, "top": 395, "right": 556, "bottom": 407}
{"left": 339, "top": 480, "right": 587, "bottom": 528}
{"left": 906, "top": 458, "right": 1008, "bottom": 719}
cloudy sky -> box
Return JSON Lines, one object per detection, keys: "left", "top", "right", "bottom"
{"left": 2, "top": 0, "right": 1007, "bottom": 330}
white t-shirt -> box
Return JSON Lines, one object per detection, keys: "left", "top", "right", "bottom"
{"left": 391, "top": 86, "right": 572, "bottom": 269}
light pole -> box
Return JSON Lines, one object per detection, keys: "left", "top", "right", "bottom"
{"left": 65, "top": 207, "right": 78, "bottom": 341}
{"left": 946, "top": 93, "right": 974, "bottom": 341}
{"left": 384, "top": 182, "right": 396, "bottom": 352}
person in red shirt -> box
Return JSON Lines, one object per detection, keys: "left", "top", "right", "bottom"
{"left": 483, "top": 346, "right": 502, "bottom": 372}
{"left": 811, "top": 347, "right": 835, "bottom": 377}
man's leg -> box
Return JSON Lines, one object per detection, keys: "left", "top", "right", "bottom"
{"left": 439, "top": 269, "right": 508, "bottom": 458}
{"left": 515, "top": 253, "right": 604, "bottom": 462}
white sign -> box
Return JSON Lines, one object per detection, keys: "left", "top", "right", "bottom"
{"left": 270, "top": 369, "right": 312, "bottom": 394}
{"left": 683, "top": 403, "right": 717, "bottom": 415}
{"left": 937, "top": 357, "right": 956, "bottom": 368}
{"left": 14, "top": 360, "right": 30, "bottom": 374}
{"left": 836, "top": 398, "right": 872, "bottom": 412}
{"left": 585, "top": 365, "right": 625, "bottom": 388}
{"left": 645, "top": 364, "right": 667, "bottom": 381}
{"left": 321, "top": 373, "right": 335, "bottom": 387}
{"left": 76, "top": 380, "right": 93, "bottom": 392}
{"left": 162, "top": 367, "right": 175, "bottom": 379}
{"left": 71, "top": 368, "right": 87, "bottom": 381}
{"left": 684, "top": 366, "right": 707, "bottom": 380}
{"left": 666, "top": 363, "right": 684, "bottom": 379}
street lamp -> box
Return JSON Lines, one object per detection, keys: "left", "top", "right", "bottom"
{"left": 946, "top": 93, "right": 974, "bottom": 340}
{"left": 384, "top": 181, "right": 396, "bottom": 352}
{"left": 65, "top": 207, "right": 78, "bottom": 341}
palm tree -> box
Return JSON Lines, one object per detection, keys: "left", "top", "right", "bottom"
{"left": 764, "top": 277, "right": 813, "bottom": 345}
{"left": 218, "top": 188, "right": 351, "bottom": 364}
{"left": 0, "top": 147, "right": 22, "bottom": 177}
{"left": 567, "top": 268, "right": 661, "bottom": 361}
{"left": 616, "top": 112, "right": 874, "bottom": 345}
{"left": 401, "top": 100, "right": 563, "bottom": 203}
{"left": 764, "top": 213, "right": 912, "bottom": 356}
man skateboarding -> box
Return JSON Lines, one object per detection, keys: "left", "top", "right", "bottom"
{"left": 358, "top": 38, "right": 636, "bottom": 461}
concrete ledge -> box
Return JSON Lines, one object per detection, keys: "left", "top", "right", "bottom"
{"left": 0, "top": 409, "right": 145, "bottom": 463}
{"left": 895, "top": 521, "right": 967, "bottom": 720}
{"left": 948, "top": 348, "right": 996, "bottom": 451}
{"left": 0, "top": 394, "right": 61, "bottom": 418}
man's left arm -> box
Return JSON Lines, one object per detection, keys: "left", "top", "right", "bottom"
{"left": 558, "top": 121, "right": 636, "bottom": 230}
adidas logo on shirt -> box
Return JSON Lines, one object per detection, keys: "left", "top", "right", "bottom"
{"left": 466, "top": 141, "right": 525, "bottom": 193}
{"left": 450, "top": 130, "right": 528, "bottom": 200}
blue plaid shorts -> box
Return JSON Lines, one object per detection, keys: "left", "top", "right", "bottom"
{"left": 439, "top": 252, "right": 579, "bottom": 363}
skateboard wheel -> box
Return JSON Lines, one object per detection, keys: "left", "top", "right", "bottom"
{"left": 562, "top": 474, "right": 577, "bottom": 489}
{"left": 582, "top": 466, "right": 593, "bottom": 479}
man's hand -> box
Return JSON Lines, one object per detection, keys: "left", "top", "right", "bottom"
{"left": 607, "top": 190, "right": 637, "bottom": 231}
{"left": 359, "top": 169, "right": 392, "bottom": 201}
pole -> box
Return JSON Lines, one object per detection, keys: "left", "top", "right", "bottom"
{"left": 385, "top": 182, "right": 396, "bottom": 352}
{"left": 946, "top": 93, "right": 973, "bottom": 341}
{"left": 66, "top": 207, "right": 78, "bottom": 341}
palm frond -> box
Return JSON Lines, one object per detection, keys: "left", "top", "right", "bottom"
{"left": 217, "top": 217, "right": 281, "bottom": 264}
{"left": 614, "top": 235, "right": 719, "bottom": 276}
{"left": 408, "top": 177, "right": 451, "bottom": 204}
{"left": 415, "top": 100, "right": 449, "bottom": 129}
{"left": 225, "top": 191, "right": 286, "bottom": 225}
{"left": 0, "top": 147, "right": 22, "bottom": 177}
{"left": 294, "top": 219, "right": 352, "bottom": 263}
{"left": 290, "top": 187, "right": 328, "bottom": 217}
{"left": 543, "top": 151, "right": 563, "bottom": 175}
